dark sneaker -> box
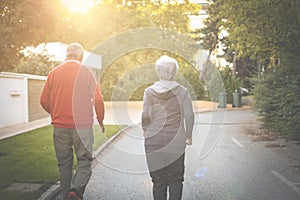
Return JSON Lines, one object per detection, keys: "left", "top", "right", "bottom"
{"left": 67, "top": 191, "right": 81, "bottom": 200}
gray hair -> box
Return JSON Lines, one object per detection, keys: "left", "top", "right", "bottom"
{"left": 155, "top": 55, "right": 179, "bottom": 80}
{"left": 66, "top": 43, "right": 84, "bottom": 59}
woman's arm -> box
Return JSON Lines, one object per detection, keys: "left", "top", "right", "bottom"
{"left": 142, "top": 90, "right": 151, "bottom": 132}
{"left": 183, "top": 90, "right": 194, "bottom": 143}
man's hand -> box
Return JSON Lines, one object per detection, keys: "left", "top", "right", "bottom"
{"left": 99, "top": 122, "right": 105, "bottom": 133}
{"left": 186, "top": 138, "right": 192, "bottom": 145}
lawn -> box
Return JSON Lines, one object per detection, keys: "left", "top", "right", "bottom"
{"left": 0, "top": 124, "right": 125, "bottom": 200}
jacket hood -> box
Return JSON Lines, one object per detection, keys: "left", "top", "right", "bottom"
{"left": 147, "top": 80, "right": 181, "bottom": 99}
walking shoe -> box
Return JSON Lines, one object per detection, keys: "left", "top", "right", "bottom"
{"left": 67, "top": 191, "right": 81, "bottom": 200}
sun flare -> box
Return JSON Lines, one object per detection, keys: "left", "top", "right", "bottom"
{"left": 61, "top": 0, "right": 95, "bottom": 13}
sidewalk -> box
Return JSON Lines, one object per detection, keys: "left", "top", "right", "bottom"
{"left": 0, "top": 117, "right": 51, "bottom": 140}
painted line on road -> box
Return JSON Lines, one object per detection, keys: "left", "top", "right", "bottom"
{"left": 231, "top": 137, "right": 245, "bottom": 148}
{"left": 271, "top": 170, "right": 300, "bottom": 196}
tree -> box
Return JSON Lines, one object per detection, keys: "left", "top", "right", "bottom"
{"left": 100, "top": 49, "right": 206, "bottom": 101}
{"left": 199, "top": 0, "right": 222, "bottom": 64}
{"left": 2, "top": 0, "right": 205, "bottom": 101}
{"left": 135, "top": 1, "right": 201, "bottom": 33}
{"left": 253, "top": 67, "right": 300, "bottom": 139}
{"left": 0, "top": 0, "right": 63, "bottom": 72}
{"left": 13, "top": 51, "right": 59, "bottom": 76}
{"left": 202, "top": 0, "right": 300, "bottom": 138}
{"left": 89, "top": 1, "right": 204, "bottom": 100}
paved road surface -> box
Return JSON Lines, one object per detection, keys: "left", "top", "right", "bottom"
{"left": 84, "top": 110, "right": 300, "bottom": 200}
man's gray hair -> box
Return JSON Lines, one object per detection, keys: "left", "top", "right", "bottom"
{"left": 66, "top": 43, "right": 84, "bottom": 59}
{"left": 155, "top": 55, "right": 179, "bottom": 80}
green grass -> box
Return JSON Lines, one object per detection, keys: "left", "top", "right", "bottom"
{"left": 93, "top": 125, "right": 125, "bottom": 151}
{"left": 0, "top": 124, "right": 125, "bottom": 200}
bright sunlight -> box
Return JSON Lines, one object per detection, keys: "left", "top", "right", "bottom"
{"left": 61, "top": 0, "right": 95, "bottom": 13}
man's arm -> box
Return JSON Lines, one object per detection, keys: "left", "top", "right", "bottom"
{"left": 40, "top": 77, "right": 51, "bottom": 114}
{"left": 85, "top": 67, "right": 105, "bottom": 133}
{"left": 94, "top": 85, "right": 105, "bottom": 133}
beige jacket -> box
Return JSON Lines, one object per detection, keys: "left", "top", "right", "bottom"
{"left": 142, "top": 80, "right": 194, "bottom": 154}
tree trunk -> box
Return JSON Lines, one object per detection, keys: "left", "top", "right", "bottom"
{"left": 232, "top": 51, "right": 237, "bottom": 75}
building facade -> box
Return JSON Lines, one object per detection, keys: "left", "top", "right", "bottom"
{"left": 0, "top": 72, "right": 48, "bottom": 128}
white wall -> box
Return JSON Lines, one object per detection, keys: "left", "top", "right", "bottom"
{"left": 0, "top": 74, "right": 28, "bottom": 128}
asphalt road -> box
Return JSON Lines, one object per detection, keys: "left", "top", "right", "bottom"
{"left": 84, "top": 110, "right": 300, "bottom": 200}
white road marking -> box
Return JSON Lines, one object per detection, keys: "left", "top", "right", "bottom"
{"left": 271, "top": 170, "right": 300, "bottom": 196}
{"left": 231, "top": 137, "right": 245, "bottom": 148}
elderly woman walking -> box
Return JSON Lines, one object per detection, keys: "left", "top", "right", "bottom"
{"left": 142, "top": 55, "right": 194, "bottom": 200}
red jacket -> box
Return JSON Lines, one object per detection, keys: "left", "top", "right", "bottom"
{"left": 40, "top": 60, "right": 105, "bottom": 129}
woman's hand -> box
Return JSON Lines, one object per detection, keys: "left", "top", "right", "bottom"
{"left": 186, "top": 138, "right": 192, "bottom": 145}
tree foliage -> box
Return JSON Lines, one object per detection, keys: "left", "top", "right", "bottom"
{"left": 0, "top": 0, "right": 63, "bottom": 71}
{"left": 203, "top": 0, "right": 299, "bottom": 68}
{"left": 12, "top": 51, "right": 59, "bottom": 76}
{"left": 100, "top": 49, "right": 206, "bottom": 101}
{"left": 202, "top": 0, "right": 300, "bottom": 138}
{"left": 207, "top": 65, "right": 240, "bottom": 103}
{"left": 87, "top": 1, "right": 204, "bottom": 100}
{"left": 2, "top": 0, "right": 204, "bottom": 100}
{"left": 199, "top": 0, "right": 222, "bottom": 60}
{"left": 253, "top": 67, "right": 300, "bottom": 139}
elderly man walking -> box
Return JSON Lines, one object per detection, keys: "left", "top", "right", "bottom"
{"left": 40, "top": 43, "right": 105, "bottom": 200}
{"left": 142, "top": 55, "right": 194, "bottom": 200}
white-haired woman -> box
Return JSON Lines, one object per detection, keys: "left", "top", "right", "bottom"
{"left": 142, "top": 55, "right": 194, "bottom": 200}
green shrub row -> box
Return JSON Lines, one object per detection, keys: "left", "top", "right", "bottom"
{"left": 253, "top": 67, "right": 300, "bottom": 139}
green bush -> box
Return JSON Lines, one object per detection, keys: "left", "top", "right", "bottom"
{"left": 13, "top": 52, "right": 59, "bottom": 76}
{"left": 206, "top": 65, "right": 241, "bottom": 104}
{"left": 220, "top": 66, "right": 241, "bottom": 104}
{"left": 253, "top": 67, "right": 300, "bottom": 139}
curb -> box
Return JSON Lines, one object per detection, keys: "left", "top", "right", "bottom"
{"left": 194, "top": 107, "right": 252, "bottom": 114}
{"left": 93, "top": 125, "right": 135, "bottom": 159}
{"left": 37, "top": 183, "right": 60, "bottom": 200}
